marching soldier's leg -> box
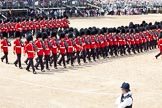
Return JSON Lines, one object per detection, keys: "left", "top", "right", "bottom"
{"left": 58, "top": 55, "right": 63, "bottom": 66}
{"left": 155, "top": 52, "right": 161, "bottom": 59}
{"left": 87, "top": 49, "right": 91, "bottom": 62}
{"left": 18, "top": 54, "right": 22, "bottom": 69}
{"left": 45, "top": 55, "right": 50, "bottom": 70}
{"left": 82, "top": 50, "right": 87, "bottom": 63}
{"left": 77, "top": 51, "right": 81, "bottom": 65}
{"left": 14, "top": 55, "right": 18, "bottom": 67}
{"left": 26, "top": 58, "right": 31, "bottom": 71}
{"left": 5, "top": 52, "right": 9, "bottom": 64}
{"left": 91, "top": 48, "right": 96, "bottom": 61}
{"left": 30, "top": 58, "right": 36, "bottom": 74}
{"left": 62, "top": 54, "right": 66, "bottom": 68}
{"left": 53, "top": 54, "right": 58, "bottom": 69}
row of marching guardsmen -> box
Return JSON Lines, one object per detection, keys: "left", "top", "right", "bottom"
{"left": 0, "top": 16, "right": 69, "bottom": 38}
{"left": 0, "top": 22, "right": 160, "bottom": 74}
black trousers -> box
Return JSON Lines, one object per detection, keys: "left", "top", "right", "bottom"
{"left": 82, "top": 50, "right": 87, "bottom": 63}
{"left": 35, "top": 55, "right": 44, "bottom": 70}
{"left": 14, "top": 54, "right": 21, "bottom": 67}
{"left": 155, "top": 52, "right": 161, "bottom": 58}
{"left": 126, "top": 45, "right": 131, "bottom": 54}
{"left": 51, "top": 53, "right": 57, "bottom": 68}
{"left": 26, "top": 58, "right": 35, "bottom": 72}
{"left": 58, "top": 54, "right": 66, "bottom": 67}
{"left": 67, "top": 52, "right": 74, "bottom": 65}
{"left": 101, "top": 47, "right": 106, "bottom": 58}
{"left": 109, "top": 45, "right": 113, "bottom": 56}
{"left": 96, "top": 48, "right": 100, "bottom": 59}
{"left": 1, "top": 52, "right": 8, "bottom": 63}
{"left": 86, "top": 49, "right": 91, "bottom": 61}
{"left": 24, "top": 58, "right": 29, "bottom": 64}
{"left": 131, "top": 44, "right": 136, "bottom": 54}
{"left": 76, "top": 51, "right": 81, "bottom": 64}
{"left": 114, "top": 45, "right": 118, "bottom": 56}
{"left": 45, "top": 55, "right": 50, "bottom": 69}
{"left": 91, "top": 48, "right": 96, "bottom": 61}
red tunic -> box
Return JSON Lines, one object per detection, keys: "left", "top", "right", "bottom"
{"left": 50, "top": 39, "right": 58, "bottom": 54}
{"left": 43, "top": 41, "right": 50, "bottom": 55}
{"left": 13, "top": 39, "right": 22, "bottom": 54}
{"left": 59, "top": 41, "right": 66, "bottom": 54}
{"left": 25, "top": 43, "right": 35, "bottom": 58}
{"left": 67, "top": 39, "right": 74, "bottom": 53}
{"left": 90, "top": 36, "right": 96, "bottom": 49}
{"left": 1, "top": 39, "right": 9, "bottom": 52}
{"left": 158, "top": 39, "right": 162, "bottom": 52}
{"left": 74, "top": 38, "right": 82, "bottom": 51}
{"left": 35, "top": 40, "right": 44, "bottom": 56}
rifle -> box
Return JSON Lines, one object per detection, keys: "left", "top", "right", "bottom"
{"left": 32, "top": 42, "right": 38, "bottom": 52}
{"left": 6, "top": 39, "right": 11, "bottom": 46}
{"left": 20, "top": 39, "right": 24, "bottom": 47}
{"left": 40, "top": 40, "right": 46, "bottom": 49}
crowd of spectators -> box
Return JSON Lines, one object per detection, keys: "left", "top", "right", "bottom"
{"left": 0, "top": 0, "right": 162, "bottom": 18}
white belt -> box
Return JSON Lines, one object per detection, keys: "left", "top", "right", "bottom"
{"left": 16, "top": 46, "right": 21, "bottom": 48}
{"left": 92, "top": 42, "right": 95, "bottom": 44}
{"left": 119, "top": 40, "right": 122, "bottom": 41}
{"left": 60, "top": 47, "right": 65, "bottom": 48}
{"left": 3, "top": 46, "right": 8, "bottom": 47}
{"left": 45, "top": 48, "right": 49, "bottom": 50}
{"left": 28, "top": 51, "right": 34, "bottom": 53}
{"left": 38, "top": 48, "right": 43, "bottom": 50}
{"left": 53, "top": 46, "right": 57, "bottom": 48}
{"left": 160, "top": 44, "right": 162, "bottom": 46}
{"left": 69, "top": 46, "right": 73, "bottom": 48}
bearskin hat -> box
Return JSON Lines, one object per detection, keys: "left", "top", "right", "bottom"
{"left": 51, "top": 30, "right": 57, "bottom": 38}
{"left": 15, "top": 31, "right": 21, "bottom": 38}
{"left": 68, "top": 33, "right": 73, "bottom": 38}
{"left": 42, "top": 32, "right": 48, "bottom": 40}
{"left": 60, "top": 32, "right": 65, "bottom": 39}
{"left": 36, "top": 31, "right": 42, "bottom": 39}
{"left": 2, "top": 32, "right": 8, "bottom": 38}
{"left": 26, "top": 35, "right": 33, "bottom": 42}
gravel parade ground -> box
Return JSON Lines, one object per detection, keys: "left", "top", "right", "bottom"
{"left": 0, "top": 14, "right": 162, "bottom": 108}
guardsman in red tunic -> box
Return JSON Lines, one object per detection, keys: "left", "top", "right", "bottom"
{"left": 130, "top": 31, "right": 136, "bottom": 54}
{"left": 155, "top": 32, "right": 162, "bottom": 59}
{"left": 50, "top": 31, "right": 59, "bottom": 69}
{"left": 80, "top": 30, "right": 87, "bottom": 63}
{"left": 42, "top": 32, "right": 51, "bottom": 70}
{"left": 34, "top": 32, "right": 45, "bottom": 72}
{"left": 90, "top": 30, "right": 96, "bottom": 61}
{"left": 113, "top": 33, "right": 118, "bottom": 56}
{"left": 13, "top": 31, "right": 23, "bottom": 69}
{"left": 66, "top": 33, "right": 75, "bottom": 66}
{"left": 99, "top": 31, "right": 106, "bottom": 58}
{"left": 58, "top": 33, "right": 66, "bottom": 68}
{"left": 74, "top": 31, "right": 82, "bottom": 65}
{"left": 24, "top": 39, "right": 29, "bottom": 65}
{"left": 108, "top": 33, "right": 113, "bottom": 56}
{"left": 25, "top": 35, "right": 36, "bottom": 74}
{"left": 85, "top": 29, "right": 91, "bottom": 62}
{"left": 126, "top": 33, "right": 132, "bottom": 54}
{"left": 1, "top": 32, "right": 11, "bottom": 64}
